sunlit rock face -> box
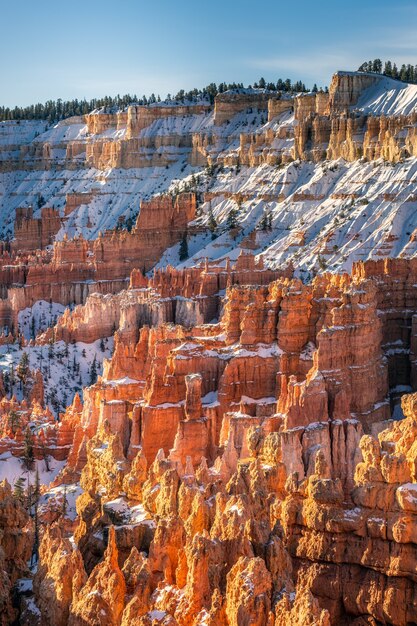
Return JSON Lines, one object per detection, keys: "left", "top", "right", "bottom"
{"left": 3, "top": 70, "right": 417, "bottom": 625}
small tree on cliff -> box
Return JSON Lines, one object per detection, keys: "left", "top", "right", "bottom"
{"left": 8, "top": 409, "right": 21, "bottom": 435}
{"left": 9, "top": 364, "right": 15, "bottom": 393}
{"left": 17, "top": 351, "right": 30, "bottom": 391}
{"left": 13, "top": 477, "right": 25, "bottom": 503}
{"left": 40, "top": 439, "right": 51, "bottom": 472}
{"left": 227, "top": 206, "right": 239, "bottom": 231}
{"left": 208, "top": 207, "right": 217, "bottom": 239}
{"left": 23, "top": 427, "right": 35, "bottom": 471}
{"left": 258, "top": 209, "right": 272, "bottom": 231}
{"left": 179, "top": 233, "right": 189, "bottom": 261}
{"left": 33, "top": 467, "right": 40, "bottom": 505}
{"left": 61, "top": 486, "right": 68, "bottom": 519}
{"left": 89, "top": 356, "right": 97, "bottom": 385}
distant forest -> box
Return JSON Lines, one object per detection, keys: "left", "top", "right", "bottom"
{"left": 358, "top": 59, "right": 417, "bottom": 84}
{"left": 0, "top": 77, "right": 310, "bottom": 123}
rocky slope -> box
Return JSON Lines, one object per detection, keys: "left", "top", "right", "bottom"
{"left": 1, "top": 69, "right": 417, "bottom": 624}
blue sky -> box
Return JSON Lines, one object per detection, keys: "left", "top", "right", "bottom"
{"left": 1, "top": 0, "right": 416, "bottom": 107}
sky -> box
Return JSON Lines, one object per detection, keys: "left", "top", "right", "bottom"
{"left": 1, "top": 0, "right": 417, "bottom": 107}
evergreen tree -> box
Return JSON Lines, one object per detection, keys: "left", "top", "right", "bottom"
{"left": 9, "top": 364, "right": 15, "bottom": 392}
{"left": 208, "top": 208, "right": 217, "bottom": 240}
{"left": 17, "top": 352, "right": 30, "bottom": 389}
{"left": 23, "top": 427, "right": 35, "bottom": 471}
{"left": 384, "top": 60, "right": 393, "bottom": 76}
{"left": 259, "top": 209, "right": 273, "bottom": 231}
{"left": 179, "top": 233, "right": 189, "bottom": 261}
{"left": 31, "top": 502, "right": 39, "bottom": 566}
{"left": 227, "top": 206, "right": 239, "bottom": 230}
{"left": 34, "top": 467, "right": 40, "bottom": 505}
{"left": 357, "top": 59, "right": 417, "bottom": 84}
{"left": 61, "top": 486, "right": 68, "bottom": 518}
{"left": 372, "top": 58, "right": 382, "bottom": 73}
{"left": 99, "top": 338, "right": 105, "bottom": 352}
{"left": 40, "top": 440, "right": 51, "bottom": 472}
{"left": 7, "top": 409, "right": 20, "bottom": 435}
{"left": 13, "top": 477, "right": 25, "bottom": 502}
{"left": 3, "top": 371, "right": 10, "bottom": 395}
{"left": 89, "top": 356, "right": 97, "bottom": 385}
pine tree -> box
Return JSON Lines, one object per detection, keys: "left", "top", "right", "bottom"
{"left": 9, "top": 364, "right": 15, "bottom": 392}
{"left": 384, "top": 60, "right": 393, "bottom": 77}
{"left": 31, "top": 503, "right": 39, "bottom": 566}
{"left": 89, "top": 356, "right": 97, "bottom": 385}
{"left": 40, "top": 440, "right": 51, "bottom": 472}
{"left": 3, "top": 371, "right": 9, "bottom": 395}
{"left": 179, "top": 233, "right": 189, "bottom": 261}
{"left": 208, "top": 208, "right": 217, "bottom": 240}
{"left": 34, "top": 467, "right": 40, "bottom": 505}
{"left": 372, "top": 58, "right": 382, "bottom": 73}
{"left": 23, "top": 427, "right": 35, "bottom": 471}
{"left": 227, "top": 206, "right": 239, "bottom": 230}
{"left": 7, "top": 409, "right": 20, "bottom": 435}
{"left": 259, "top": 209, "right": 272, "bottom": 231}
{"left": 61, "top": 486, "right": 68, "bottom": 518}
{"left": 99, "top": 338, "right": 105, "bottom": 352}
{"left": 13, "top": 477, "right": 25, "bottom": 502}
{"left": 17, "top": 352, "right": 30, "bottom": 389}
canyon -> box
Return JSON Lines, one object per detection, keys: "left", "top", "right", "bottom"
{"left": 0, "top": 69, "right": 417, "bottom": 624}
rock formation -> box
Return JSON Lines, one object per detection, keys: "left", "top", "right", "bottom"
{"left": 2, "top": 68, "right": 417, "bottom": 625}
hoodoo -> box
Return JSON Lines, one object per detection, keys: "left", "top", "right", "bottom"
{"left": 2, "top": 30, "right": 417, "bottom": 624}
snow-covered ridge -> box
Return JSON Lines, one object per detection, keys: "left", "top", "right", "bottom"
{"left": 353, "top": 75, "right": 417, "bottom": 116}
{"left": 1, "top": 69, "right": 417, "bottom": 265}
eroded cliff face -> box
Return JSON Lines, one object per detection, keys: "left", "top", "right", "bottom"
{"left": 1, "top": 71, "right": 417, "bottom": 286}
{"left": 0, "top": 480, "right": 33, "bottom": 625}
{"left": 2, "top": 70, "right": 417, "bottom": 625}
{"left": 0, "top": 256, "right": 406, "bottom": 625}
{"left": 31, "top": 388, "right": 417, "bottom": 625}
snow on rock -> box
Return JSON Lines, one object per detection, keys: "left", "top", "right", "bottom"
{"left": 0, "top": 337, "right": 113, "bottom": 415}
{"left": 0, "top": 451, "right": 66, "bottom": 486}
{"left": 396, "top": 483, "right": 417, "bottom": 512}
{"left": 39, "top": 483, "right": 83, "bottom": 521}
{"left": 354, "top": 75, "right": 417, "bottom": 116}
{"left": 18, "top": 301, "right": 68, "bottom": 340}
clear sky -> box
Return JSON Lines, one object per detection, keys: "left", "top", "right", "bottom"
{"left": 1, "top": 0, "right": 416, "bottom": 107}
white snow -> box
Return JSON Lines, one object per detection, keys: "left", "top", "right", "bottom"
{"left": 18, "top": 301, "right": 68, "bottom": 340}
{"left": 0, "top": 337, "right": 113, "bottom": 415}
{"left": 354, "top": 75, "right": 417, "bottom": 116}
{"left": 0, "top": 451, "right": 65, "bottom": 486}
{"left": 397, "top": 483, "right": 417, "bottom": 504}
{"left": 39, "top": 483, "right": 83, "bottom": 521}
